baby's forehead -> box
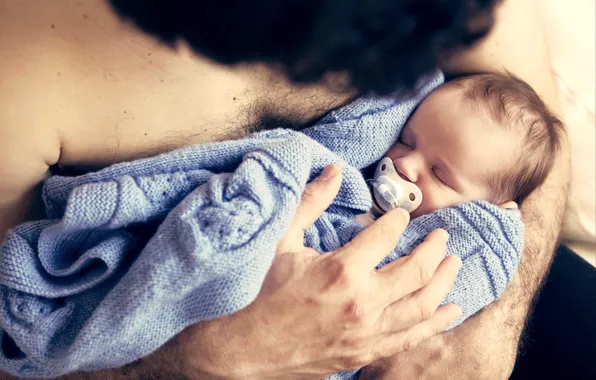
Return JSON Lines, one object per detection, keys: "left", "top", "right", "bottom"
{"left": 442, "top": 74, "right": 540, "bottom": 128}
{"left": 424, "top": 92, "right": 522, "bottom": 174}
{"left": 427, "top": 79, "right": 531, "bottom": 141}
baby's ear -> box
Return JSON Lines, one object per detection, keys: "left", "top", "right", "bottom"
{"left": 498, "top": 201, "right": 518, "bottom": 209}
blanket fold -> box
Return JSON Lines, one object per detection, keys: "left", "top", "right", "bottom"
{"left": 0, "top": 71, "right": 524, "bottom": 378}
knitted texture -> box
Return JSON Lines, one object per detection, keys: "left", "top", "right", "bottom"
{"left": 0, "top": 71, "right": 524, "bottom": 378}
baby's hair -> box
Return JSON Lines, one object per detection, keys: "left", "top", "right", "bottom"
{"left": 452, "top": 72, "right": 564, "bottom": 205}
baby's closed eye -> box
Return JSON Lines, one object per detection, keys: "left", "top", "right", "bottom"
{"left": 431, "top": 166, "right": 452, "bottom": 189}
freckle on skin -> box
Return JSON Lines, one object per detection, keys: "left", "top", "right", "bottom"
{"left": 305, "top": 297, "right": 319, "bottom": 306}
{"left": 342, "top": 300, "right": 362, "bottom": 322}
{"left": 51, "top": 24, "right": 55, "bottom": 29}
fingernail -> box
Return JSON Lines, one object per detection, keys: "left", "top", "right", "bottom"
{"left": 453, "top": 306, "right": 463, "bottom": 319}
{"left": 387, "top": 207, "right": 410, "bottom": 222}
{"left": 438, "top": 229, "right": 450, "bottom": 242}
{"left": 320, "top": 164, "right": 338, "bottom": 180}
{"left": 396, "top": 207, "right": 410, "bottom": 221}
{"left": 454, "top": 256, "right": 463, "bottom": 270}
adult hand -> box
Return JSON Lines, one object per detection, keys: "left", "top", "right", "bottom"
{"left": 179, "top": 164, "right": 463, "bottom": 380}
{"left": 359, "top": 280, "right": 524, "bottom": 380}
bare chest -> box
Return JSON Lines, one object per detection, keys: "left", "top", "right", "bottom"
{"left": 0, "top": 0, "right": 350, "bottom": 171}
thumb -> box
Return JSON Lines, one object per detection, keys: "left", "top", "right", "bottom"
{"left": 277, "top": 164, "right": 342, "bottom": 252}
{"left": 295, "top": 164, "right": 343, "bottom": 232}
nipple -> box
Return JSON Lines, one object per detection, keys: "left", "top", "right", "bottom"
{"left": 369, "top": 157, "right": 423, "bottom": 215}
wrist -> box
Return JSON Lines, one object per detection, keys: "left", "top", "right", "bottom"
{"left": 180, "top": 308, "right": 276, "bottom": 380}
{"left": 179, "top": 316, "right": 247, "bottom": 379}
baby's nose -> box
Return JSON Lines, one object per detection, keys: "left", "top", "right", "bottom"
{"left": 393, "top": 156, "right": 419, "bottom": 183}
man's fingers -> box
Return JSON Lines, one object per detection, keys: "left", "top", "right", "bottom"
{"left": 375, "top": 304, "right": 462, "bottom": 357}
{"left": 379, "top": 254, "right": 462, "bottom": 333}
{"left": 378, "top": 228, "right": 450, "bottom": 303}
{"left": 338, "top": 207, "right": 410, "bottom": 270}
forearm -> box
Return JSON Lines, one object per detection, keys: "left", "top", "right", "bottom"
{"left": 493, "top": 129, "right": 571, "bottom": 335}
{"left": 0, "top": 318, "right": 246, "bottom": 380}
{"left": 0, "top": 346, "right": 184, "bottom": 380}
{"left": 32, "top": 320, "right": 232, "bottom": 380}
{"left": 41, "top": 312, "right": 271, "bottom": 380}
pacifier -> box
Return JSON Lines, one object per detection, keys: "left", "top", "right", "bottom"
{"left": 370, "top": 157, "right": 423, "bottom": 215}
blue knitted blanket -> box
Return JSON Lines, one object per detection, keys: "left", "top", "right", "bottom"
{"left": 0, "top": 71, "right": 523, "bottom": 378}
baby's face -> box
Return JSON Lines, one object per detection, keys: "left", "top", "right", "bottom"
{"left": 385, "top": 85, "right": 521, "bottom": 218}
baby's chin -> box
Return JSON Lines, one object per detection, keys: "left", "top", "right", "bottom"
{"left": 409, "top": 210, "right": 423, "bottom": 219}
{"left": 409, "top": 204, "right": 434, "bottom": 219}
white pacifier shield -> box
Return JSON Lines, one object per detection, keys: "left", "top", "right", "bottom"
{"left": 372, "top": 157, "right": 423, "bottom": 214}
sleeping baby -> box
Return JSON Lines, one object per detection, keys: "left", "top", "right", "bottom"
{"left": 329, "top": 72, "right": 564, "bottom": 380}
{"left": 358, "top": 72, "right": 563, "bottom": 224}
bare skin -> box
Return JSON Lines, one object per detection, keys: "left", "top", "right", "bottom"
{"left": 0, "top": 0, "right": 569, "bottom": 379}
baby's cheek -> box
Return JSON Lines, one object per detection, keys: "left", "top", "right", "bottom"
{"left": 411, "top": 193, "right": 436, "bottom": 218}
{"left": 411, "top": 188, "right": 452, "bottom": 217}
